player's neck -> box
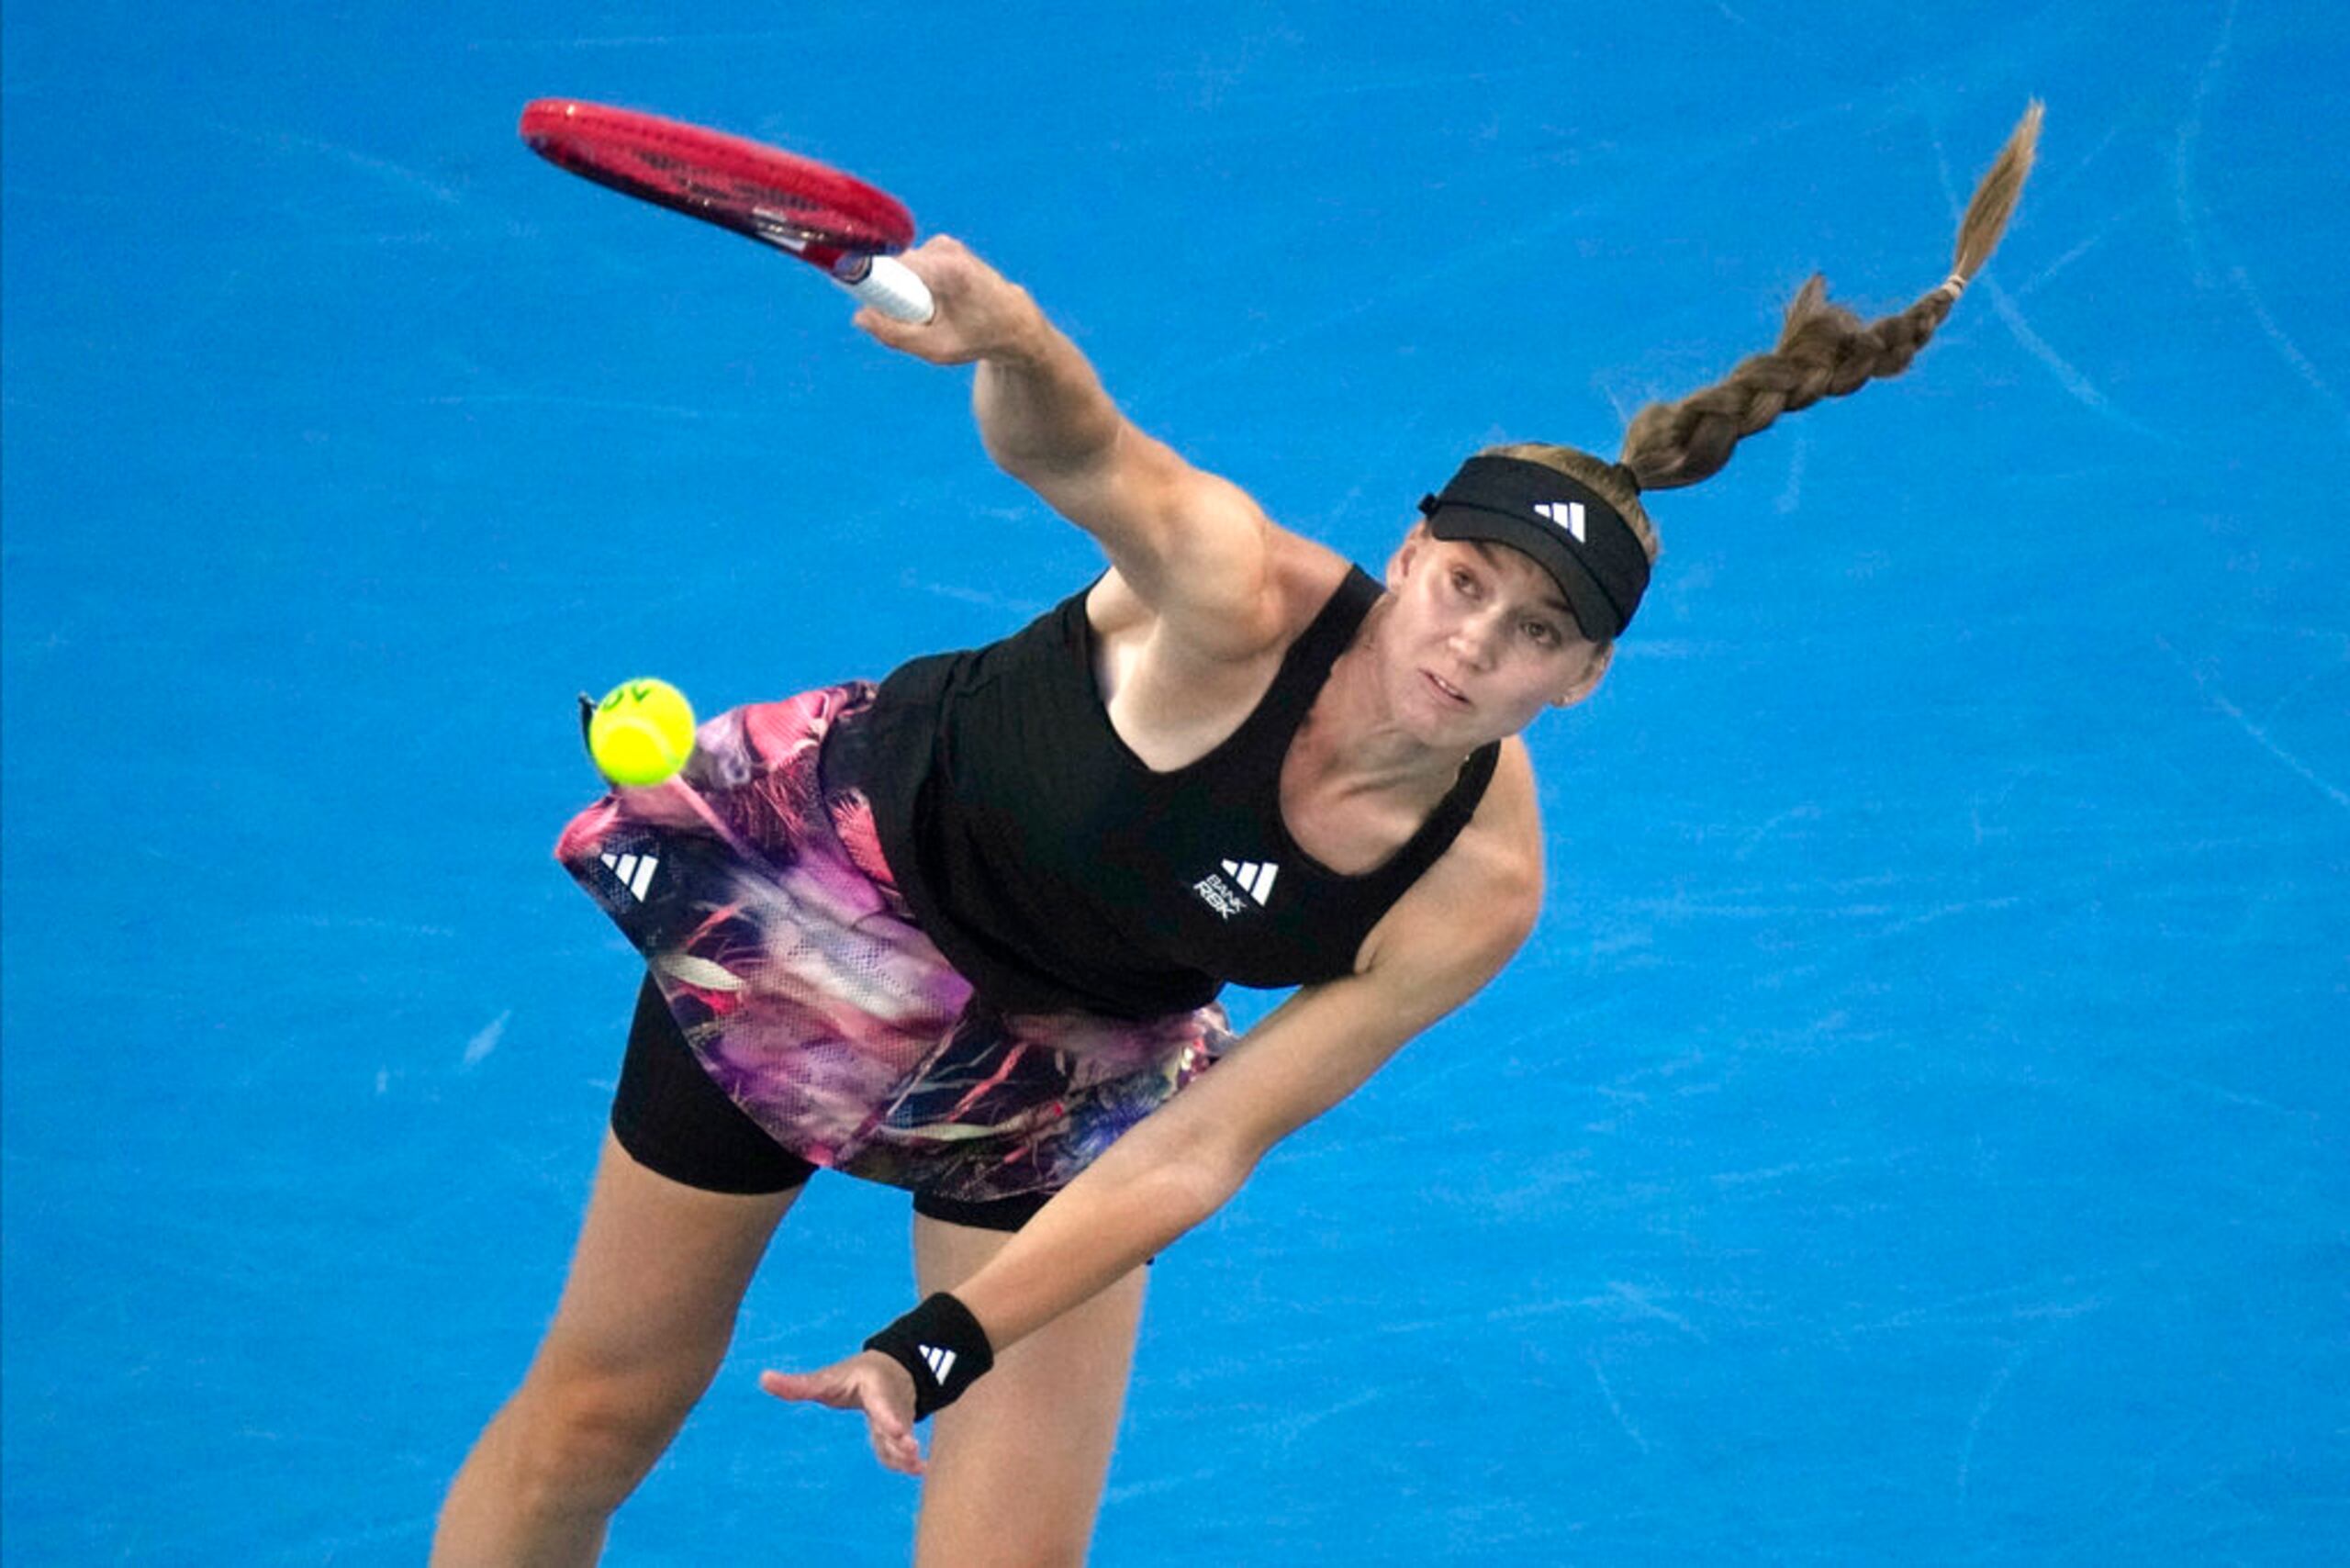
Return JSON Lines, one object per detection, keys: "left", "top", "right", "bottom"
{"left": 1294, "top": 626, "right": 1480, "bottom": 805}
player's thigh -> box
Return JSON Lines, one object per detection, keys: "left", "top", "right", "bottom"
{"left": 527, "top": 1129, "right": 802, "bottom": 1402}
{"left": 909, "top": 1213, "right": 1147, "bottom": 1568}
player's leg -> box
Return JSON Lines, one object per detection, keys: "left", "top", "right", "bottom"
{"left": 431, "top": 1131, "right": 801, "bottom": 1566}
{"left": 907, "top": 1204, "right": 1147, "bottom": 1568}
{"left": 433, "top": 979, "right": 814, "bottom": 1566}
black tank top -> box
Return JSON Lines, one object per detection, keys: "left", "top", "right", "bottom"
{"left": 843, "top": 566, "right": 1501, "bottom": 1019}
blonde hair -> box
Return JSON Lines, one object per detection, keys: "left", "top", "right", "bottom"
{"left": 1483, "top": 104, "right": 2042, "bottom": 568}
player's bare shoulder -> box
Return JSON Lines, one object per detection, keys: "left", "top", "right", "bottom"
{"left": 1089, "top": 525, "right": 1357, "bottom": 771}
{"left": 1358, "top": 737, "right": 1544, "bottom": 976}
{"left": 1090, "top": 520, "right": 1353, "bottom": 666}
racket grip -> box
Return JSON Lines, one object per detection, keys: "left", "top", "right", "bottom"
{"left": 834, "top": 254, "right": 935, "bottom": 324}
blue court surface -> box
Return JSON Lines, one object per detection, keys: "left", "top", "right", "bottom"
{"left": 5, "top": 2, "right": 2344, "bottom": 1562}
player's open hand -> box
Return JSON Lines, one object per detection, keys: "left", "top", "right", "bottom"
{"left": 853, "top": 235, "right": 1043, "bottom": 367}
{"left": 759, "top": 1351, "right": 926, "bottom": 1475}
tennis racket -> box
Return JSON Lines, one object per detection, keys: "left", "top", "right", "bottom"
{"left": 519, "top": 99, "right": 934, "bottom": 322}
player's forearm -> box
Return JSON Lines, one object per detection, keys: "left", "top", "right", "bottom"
{"left": 953, "top": 1114, "right": 1242, "bottom": 1349}
{"left": 972, "top": 308, "right": 1125, "bottom": 482}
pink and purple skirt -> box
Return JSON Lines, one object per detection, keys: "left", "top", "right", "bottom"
{"left": 554, "top": 683, "right": 1232, "bottom": 1205}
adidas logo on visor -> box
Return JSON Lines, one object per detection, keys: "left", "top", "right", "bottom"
{"left": 1534, "top": 500, "right": 1587, "bottom": 542}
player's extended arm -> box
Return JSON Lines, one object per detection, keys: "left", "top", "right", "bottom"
{"left": 856, "top": 236, "right": 1275, "bottom": 636}
{"left": 757, "top": 831, "right": 1539, "bottom": 1472}
{"left": 963, "top": 915, "right": 1532, "bottom": 1335}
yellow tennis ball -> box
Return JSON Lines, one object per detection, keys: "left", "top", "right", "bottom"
{"left": 588, "top": 678, "right": 697, "bottom": 787}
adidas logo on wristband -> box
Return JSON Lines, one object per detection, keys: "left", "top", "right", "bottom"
{"left": 865, "top": 1293, "right": 995, "bottom": 1420}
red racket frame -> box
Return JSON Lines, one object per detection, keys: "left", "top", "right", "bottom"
{"left": 520, "top": 99, "right": 915, "bottom": 268}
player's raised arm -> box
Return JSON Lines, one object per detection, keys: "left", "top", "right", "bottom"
{"left": 856, "top": 236, "right": 1278, "bottom": 634}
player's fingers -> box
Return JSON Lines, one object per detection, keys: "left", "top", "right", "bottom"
{"left": 891, "top": 237, "right": 966, "bottom": 293}
{"left": 909, "top": 232, "right": 970, "bottom": 263}
{"left": 867, "top": 1416, "right": 925, "bottom": 1475}
{"left": 768, "top": 1362, "right": 923, "bottom": 1473}
{"left": 758, "top": 1367, "right": 857, "bottom": 1410}
{"left": 853, "top": 308, "right": 936, "bottom": 351}
{"left": 856, "top": 308, "right": 979, "bottom": 366}
{"left": 756, "top": 1367, "right": 816, "bottom": 1400}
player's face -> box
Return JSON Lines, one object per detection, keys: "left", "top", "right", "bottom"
{"left": 1381, "top": 530, "right": 1611, "bottom": 741}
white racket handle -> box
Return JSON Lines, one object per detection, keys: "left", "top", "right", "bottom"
{"left": 834, "top": 253, "right": 934, "bottom": 323}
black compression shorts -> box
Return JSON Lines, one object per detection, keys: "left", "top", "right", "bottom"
{"left": 610, "top": 975, "right": 1053, "bottom": 1233}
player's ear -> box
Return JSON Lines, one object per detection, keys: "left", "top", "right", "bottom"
{"left": 1552, "top": 641, "right": 1614, "bottom": 707}
{"left": 1387, "top": 521, "right": 1432, "bottom": 589}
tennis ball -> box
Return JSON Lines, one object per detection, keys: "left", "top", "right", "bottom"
{"left": 588, "top": 678, "right": 697, "bottom": 787}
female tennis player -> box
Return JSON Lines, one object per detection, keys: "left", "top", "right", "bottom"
{"left": 433, "top": 107, "right": 2039, "bottom": 1566}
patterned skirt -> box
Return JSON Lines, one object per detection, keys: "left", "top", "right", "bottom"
{"left": 554, "top": 683, "right": 1232, "bottom": 1204}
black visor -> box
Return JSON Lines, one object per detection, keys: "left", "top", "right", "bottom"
{"left": 1417, "top": 456, "right": 1650, "bottom": 641}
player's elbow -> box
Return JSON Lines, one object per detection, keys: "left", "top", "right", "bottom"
{"left": 1474, "top": 872, "right": 1542, "bottom": 975}
{"left": 1496, "top": 894, "right": 1539, "bottom": 965}
{"left": 1156, "top": 1137, "right": 1254, "bottom": 1233}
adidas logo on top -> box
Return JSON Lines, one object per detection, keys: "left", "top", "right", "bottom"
{"left": 1192, "top": 858, "right": 1280, "bottom": 920}
{"left": 920, "top": 1344, "right": 957, "bottom": 1384}
{"left": 1221, "top": 859, "right": 1280, "bottom": 904}
{"left": 1535, "top": 500, "right": 1587, "bottom": 543}
{"left": 601, "top": 850, "right": 659, "bottom": 902}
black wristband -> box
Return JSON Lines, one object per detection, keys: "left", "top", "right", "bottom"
{"left": 862, "top": 1292, "right": 995, "bottom": 1420}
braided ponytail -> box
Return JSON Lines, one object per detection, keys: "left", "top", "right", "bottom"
{"left": 1439, "top": 106, "right": 2039, "bottom": 622}
{"left": 1617, "top": 103, "right": 2042, "bottom": 494}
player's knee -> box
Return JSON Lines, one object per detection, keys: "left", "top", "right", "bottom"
{"left": 508, "top": 1353, "right": 718, "bottom": 1510}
